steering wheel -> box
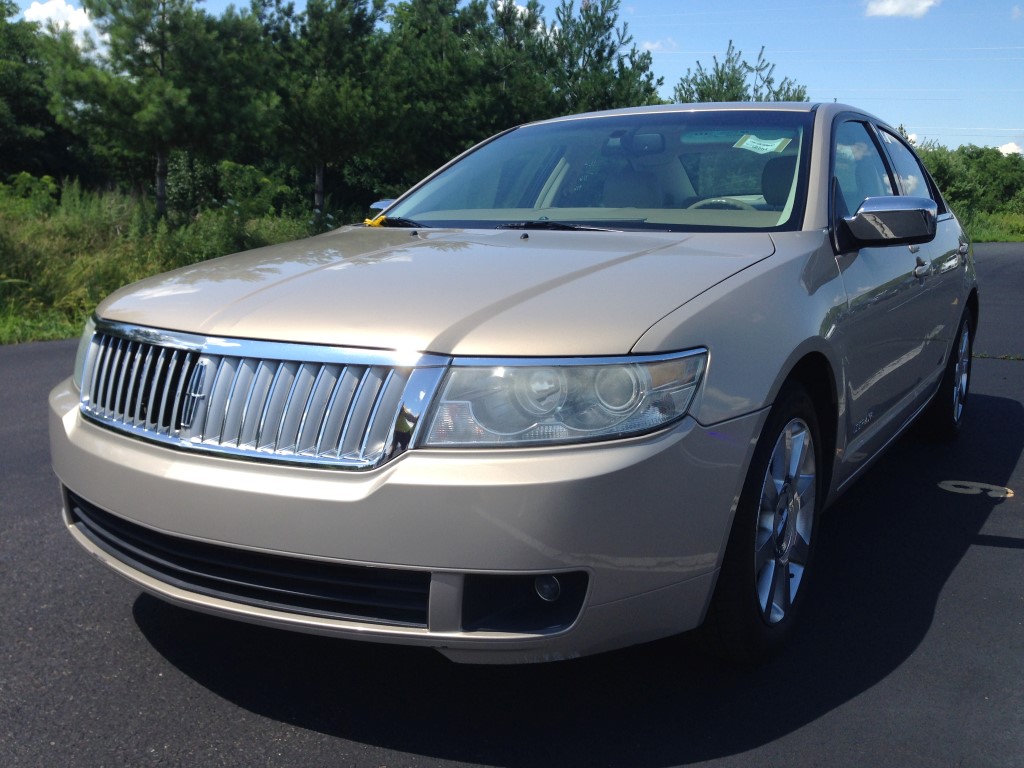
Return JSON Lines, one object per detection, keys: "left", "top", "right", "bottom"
{"left": 687, "top": 197, "right": 757, "bottom": 211}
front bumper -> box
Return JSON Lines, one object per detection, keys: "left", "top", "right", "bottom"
{"left": 50, "top": 378, "right": 763, "bottom": 663}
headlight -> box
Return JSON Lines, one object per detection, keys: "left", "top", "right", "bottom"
{"left": 422, "top": 350, "right": 707, "bottom": 447}
{"left": 72, "top": 316, "right": 97, "bottom": 392}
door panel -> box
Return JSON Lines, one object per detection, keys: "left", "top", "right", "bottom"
{"left": 830, "top": 120, "right": 948, "bottom": 473}
{"left": 837, "top": 244, "right": 938, "bottom": 465}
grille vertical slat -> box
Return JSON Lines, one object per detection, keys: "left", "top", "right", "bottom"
{"left": 360, "top": 368, "right": 399, "bottom": 461}
{"left": 122, "top": 342, "right": 143, "bottom": 424}
{"left": 102, "top": 338, "right": 126, "bottom": 419}
{"left": 79, "top": 324, "right": 448, "bottom": 470}
{"left": 315, "top": 366, "right": 353, "bottom": 457}
{"left": 199, "top": 355, "right": 230, "bottom": 442}
{"left": 336, "top": 369, "right": 371, "bottom": 458}
{"left": 217, "top": 360, "right": 244, "bottom": 443}
{"left": 159, "top": 350, "right": 182, "bottom": 433}
{"left": 255, "top": 361, "right": 287, "bottom": 450}
{"left": 220, "top": 358, "right": 251, "bottom": 447}
{"left": 113, "top": 340, "right": 131, "bottom": 415}
{"left": 275, "top": 362, "right": 307, "bottom": 453}
{"left": 236, "top": 360, "right": 269, "bottom": 448}
{"left": 295, "top": 364, "right": 324, "bottom": 454}
{"left": 91, "top": 337, "right": 111, "bottom": 415}
{"left": 145, "top": 348, "right": 168, "bottom": 434}
{"left": 132, "top": 345, "right": 156, "bottom": 427}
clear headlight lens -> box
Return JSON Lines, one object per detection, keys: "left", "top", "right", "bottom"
{"left": 72, "top": 316, "right": 96, "bottom": 392}
{"left": 422, "top": 350, "right": 707, "bottom": 447}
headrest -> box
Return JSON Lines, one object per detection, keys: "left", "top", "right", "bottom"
{"left": 762, "top": 155, "right": 797, "bottom": 207}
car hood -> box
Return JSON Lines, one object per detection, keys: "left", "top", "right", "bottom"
{"left": 97, "top": 227, "right": 775, "bottom": 356}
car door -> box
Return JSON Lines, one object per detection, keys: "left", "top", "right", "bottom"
{"left": 876, "top": 126, "right": 970, "bottom": 373}
{"left": 831, "top": 118, "right": 943, "bottom": 468}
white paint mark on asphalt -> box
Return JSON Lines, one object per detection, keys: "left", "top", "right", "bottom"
{"left": 938, "top": 480, "right": 1015, "bottom": 499}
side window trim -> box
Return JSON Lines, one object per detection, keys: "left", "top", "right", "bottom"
{"left": 858, "top": 120, "right": 900, "bottom": 201}
{"left": 829, "top": 115, "right": 899, "bottom": 246}
{"left": 874, "top": 125, "right": 949, "bottom": 216}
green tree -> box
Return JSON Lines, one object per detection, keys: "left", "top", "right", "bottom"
{"left": 549, "top": 0, "right": 662, "bottom": 114}
{"left": 674, "top": 40, "right": 807, "bottom": 103}
{"left": 955, "top": 145, "right": 1024, "bottom": 213}
{"left": 257, "top": 0, "right": 385, "bottom": 212}
{"left": 366, "top": 0, "right": 496, "bottom": 195}
{"left": 0, "top": 0, "right": 84, "bottom": 179}
{"left": 917, "top": 142, "right": 1024, "bottom": 215}
{"left": 484, "top": 0, "right": 559, "bottom": 128}
{"left": 47, "top": 0, "right": 271, "bottom": 216}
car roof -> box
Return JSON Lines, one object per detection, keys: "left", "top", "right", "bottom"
{"left": 527, "top": 102, "right": 879, "bottom": 128}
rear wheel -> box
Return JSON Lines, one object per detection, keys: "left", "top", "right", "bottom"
{"left": 704, "top": 382, "right": 822, "bottom": 663}
{"left": 920, "top": 312, "right": 974, "bottom": 440}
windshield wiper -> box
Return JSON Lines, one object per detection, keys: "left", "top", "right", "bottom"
{"left": 366, "top": 216, "right": 428, "bottom": 228}
{"left": 495, "top": 220, "right": 616, "bottom": 232}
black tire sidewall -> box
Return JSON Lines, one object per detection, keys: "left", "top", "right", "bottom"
{"left": 922, "top": 311, "right": 974, "bottom": 440}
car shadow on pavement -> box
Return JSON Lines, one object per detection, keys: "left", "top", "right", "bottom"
{"left": 133, "top": 391, "right": 1023, "bottom": 767}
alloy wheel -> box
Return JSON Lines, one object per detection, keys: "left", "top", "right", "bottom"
{"left": 754, "top": 418, "right": 816, "bottom": 625}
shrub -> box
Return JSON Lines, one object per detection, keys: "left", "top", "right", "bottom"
{"left": 968, "top": 212, "right": 1024, "bottom": 242}
{"left": 0, "top": 172, "right": 59, "bottom": 216}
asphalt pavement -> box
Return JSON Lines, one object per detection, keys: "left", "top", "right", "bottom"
{"left": 1, "top": 243, "right": 1021, "bottom": 768}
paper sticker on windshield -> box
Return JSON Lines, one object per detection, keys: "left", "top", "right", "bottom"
{"left": 733, "top": 135, "right": 792, "bottom": 154}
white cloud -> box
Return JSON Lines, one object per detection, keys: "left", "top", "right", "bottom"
{"left": 24, "top": 0, "right": 98, "bottom": 46}
{"left": 642, "top": 38, "right": 679, "bottom": 53}
{"left": 495, "top": 0, "right": 528, "bottom": 15}
{"left": 865, "top": 0, "right": 941, "bottom": 18}
{"left": 24, "top": 0, "right": 91, "bottom": 30}
{"left": 1013, "top": 5, "right": 1023, "bottom": 20}
{"left": 999, "top": 142, "right": 1022, "bottom": 156}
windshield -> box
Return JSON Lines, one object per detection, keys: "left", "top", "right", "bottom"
{"left": 385, "top": 109, "right": 812, "bottom": 232}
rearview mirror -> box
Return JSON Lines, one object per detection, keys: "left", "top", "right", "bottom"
{"left": 628, "top": 133, "right": 666, "bottom": 155}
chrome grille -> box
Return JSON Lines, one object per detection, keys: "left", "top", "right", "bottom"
{"left": 85, "top": 334, "right": 202, "bottom": 433}
{"left": 80, "top": 320, "right": 449, "bottom": 470}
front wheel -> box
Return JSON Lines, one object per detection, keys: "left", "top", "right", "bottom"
{"left": 704, "top": 382, "right": 823, "bottom": 663}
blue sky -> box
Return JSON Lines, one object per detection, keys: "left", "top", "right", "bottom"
{"left": 18, "top": 0, "right": 1024, "bottom": 153}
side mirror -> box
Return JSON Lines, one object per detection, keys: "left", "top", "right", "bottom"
{"left": 841, "top": 196, "right": 938, "bottom": 247}
{"left": 369, "top": 199, "right": 394, "bottom": 215}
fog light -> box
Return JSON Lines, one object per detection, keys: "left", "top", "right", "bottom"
{"left": 534, "top": 575, "right": 561, "bottom": 602}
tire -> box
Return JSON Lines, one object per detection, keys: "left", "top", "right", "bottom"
{"left": 919, "top": 312, "right": 974, "bottom": 440}
{"left": 704, "top": 382, "right": 823, "bottom": 663}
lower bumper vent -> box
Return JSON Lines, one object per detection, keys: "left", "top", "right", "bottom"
{"left": 66, "top": 490, "right": 430, "bottom": 627}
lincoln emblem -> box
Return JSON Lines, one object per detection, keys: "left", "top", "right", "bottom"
{"left": 179, "top": 361, "right": 207, "bottom": 429}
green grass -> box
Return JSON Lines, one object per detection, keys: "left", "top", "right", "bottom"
{"left": 967, "top": 211, "right": 1024, "bottom": 242}
{"left": 0, "top": 302, "right": 83, "bottom": 344}
{"left": 0, "top": 178, "right": 344, "bottom": 344}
